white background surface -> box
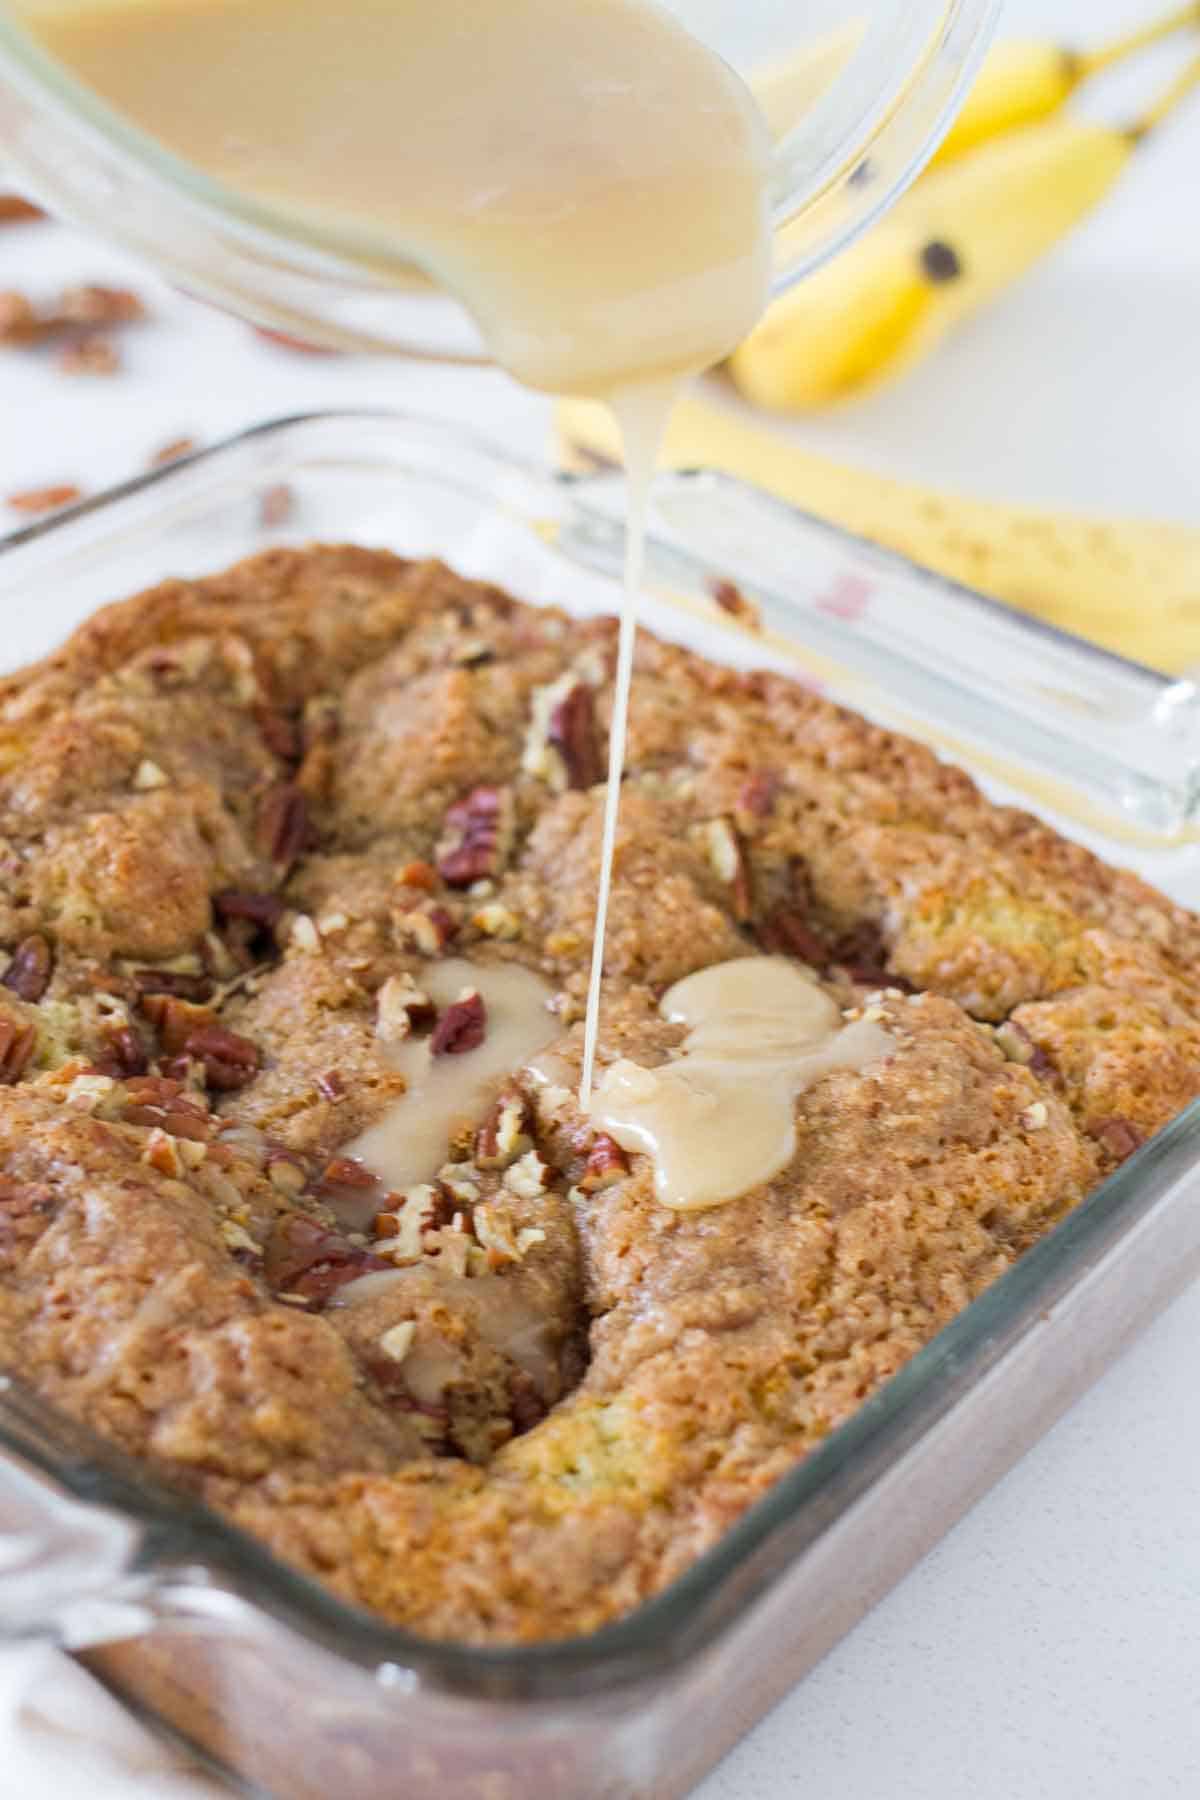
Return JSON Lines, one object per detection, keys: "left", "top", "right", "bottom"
{"left": 1, "top": 0, "right": 1199, "bottom": 1795}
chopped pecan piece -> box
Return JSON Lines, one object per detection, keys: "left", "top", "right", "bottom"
{"left": 56, "top": 283, "right": 145, "bottom": 326}
{"left": 548, "top": 681, "right": 603, "bottom": 790}
{"left": 142, "top": 1127, "right": 184, "bottom": 1177}
{"left": 0, "top": 195, "right": 43, "bottom": 224}
{"left": 397, "top": 904, "right": 458, "bottom": 956}
{"left": 993, "top": 1018, "right": 1053, "bottom": 1078}
{"left": 694, "top": 818, "right": 753, "bottom": 922}
{"left": 317, "top": 1155, "right": 380, "bottom": 1195}
{"left": 316, "top": 1069, "right": 345, "bottom": 1102}
{"left": 121, "top": 1078, "right": 212, "bottom": 1143}
{"left": 0, "top": 1017, "right": 34, "bottom": 1084}
{"left": 132, "top": 967, "right": 214, "bottom": 1003}
{"left": 475, "top": 1092, "right": 533, "bottom": 1168}
{"left": 256, "top": 782, "right": 309, "bottom": 866}
{"left": 262, "top": 1215, "right": 388, "bottom": 1308}
{"left": 2, "top": 935, "right": 52, "bottom": 1003}
{"left": 577, "top": 1133, "right": 630, "bottom": 1192}
{"left": 1092, "top": 1117, "right": 1145, "bottom": 1162}
{"left": 375, "top": 975, "right": 436, "bottom": 1044}
{"left": 90, "top": 1026, "right": 149, "bottom": 1079}
{"left": 0, "top": 291, "right": 41, "bottom": 345}
{"left": 431, "top": 989, "right": 487, "bottom": 1056}
{"left": 141, "top": 994, "right": 215, "bottom": 1056}
{"left": 435, "top": 785, "right": 515, "bottom": 887}
{"left": 265, "top": 1149, "right": 310, "bottom": 1195}
{"left": 396, "top": 860, "right": 438, "bottom": 892}
{"left": 6, "top": 483, "right": 82, "bottom": 516}
{"left": 183, "top": 1023, "right": 260, "bottom": 1091}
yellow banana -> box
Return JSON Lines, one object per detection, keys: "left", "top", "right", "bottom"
{"left": 555, "top": 391, "right": 1200, "bottom": 673}
{"left": 931, "top": 5, "right": 1199, "bottom": 165}
{"left": 752, "top": 7, "right": 1197, "bottom": 158}
{"left": 730, "top": 55, "right": 1200, "bottom": 414}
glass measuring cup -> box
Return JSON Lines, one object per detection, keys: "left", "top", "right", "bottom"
{"left": 0, "top": 0, "right": 999, "bottom": 359}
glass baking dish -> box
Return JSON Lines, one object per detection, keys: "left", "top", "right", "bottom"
{"left": 0, "top": 409, "right": 1198, "bottom": 1800}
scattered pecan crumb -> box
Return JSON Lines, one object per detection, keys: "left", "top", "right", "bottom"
{"left": 316, "top": 1069, "right": 345, "bottom": 1102}
{"left": 0, "top": 195, "right": 44, "bottom": 224}
{"left": 252, "top": 326, "right": 333, "bottom": 354}
{"left": 56, "top": 283, "right": 145, "bottom": 327}
{"left": 0, "top": 291, "right": 41, "bottom": 346}
{"left": 57, "top": 333, "right": 120, "bottom": 376}
{"left": 709, "top": 577, "right": 761, "bottom": 630}
{"left": 2, "top": 935, "right": 52, "bottom": 1003}
{"left": 6, "top": 483, "right": 83, "bottom": 517}
{"left": 431, "top": 990, "right": 487, "bottom": 1056}
{"left": 258, "top": 482, "right": 294, "bottom": 528}
{"left": 149, "top": 436, "right": 198, "bottom": 468}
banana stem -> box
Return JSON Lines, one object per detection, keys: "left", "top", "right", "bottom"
{"left": 1075, "top": 2, "right": 1200, "bottom": 81}
{"left": 1126, "top": 49, "right": 1200, "bottom": 139}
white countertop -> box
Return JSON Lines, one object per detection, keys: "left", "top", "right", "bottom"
{"left": 2, "top": 0, "right": 1199, "bottom": 1794}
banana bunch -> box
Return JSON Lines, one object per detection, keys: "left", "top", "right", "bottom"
{"left": 556, "top": 391, "right": 1200, "bottom": 673}
{"left": 731, "top": 10, "right": 1200, "bottom": 413}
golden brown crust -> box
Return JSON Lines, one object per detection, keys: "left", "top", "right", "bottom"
{"left": 0, "top": 546, "right": 1195, "bottom": 1643}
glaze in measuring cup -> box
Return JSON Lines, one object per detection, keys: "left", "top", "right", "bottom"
{"left": 0, "top": 0, "right": 999, "bottom": 358}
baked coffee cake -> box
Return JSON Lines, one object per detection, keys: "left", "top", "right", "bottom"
{"left": 0, "top": 546, "right": 1196, "bottom": 1643}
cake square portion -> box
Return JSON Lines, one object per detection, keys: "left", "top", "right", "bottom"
{"left": 0, "top": 546, "right": 1195, "bottom": 1644}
